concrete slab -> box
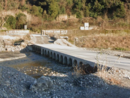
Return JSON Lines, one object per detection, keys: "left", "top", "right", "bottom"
{"left": 35, "top": 44, "right": 130, "bottom": 71}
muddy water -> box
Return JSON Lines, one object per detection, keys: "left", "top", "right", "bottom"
{"left": 0, "top": 52, "right": 72, "bottom": 78}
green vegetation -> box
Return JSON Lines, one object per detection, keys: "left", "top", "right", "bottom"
{"left": 5, "top": 15, "right": 16, "bottom": 29}
{"left": 0, "top": 0, "right": 130, "bottom": 31}
{"left": 0, "top": 0, "right": 129, "bottom": 19}
{"left": 30, "top": 5, "right": 43, "bottom": 17}
{"left": 48, "top": 0, "right": 59, "bottom": 19}
{"left": 16, "top": 13, "right": 27, "bottom": 29}
{"left": 3, "top": 13, "right": 27, "bottom": 29}
{"left": 114, "top": 47, "right": 128, "bottom": 51}
{"left": 27, "top": 0, "right": 129, "bottom": 19}
{"left": 0, "top": 0, "right": 129, "bottom": 51}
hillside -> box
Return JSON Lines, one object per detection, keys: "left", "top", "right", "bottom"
{"left": 4, "top": 0, "right": 130, "bottom": 18}
{"left": 0, "top": 0, "right": 130, "bottom": 32}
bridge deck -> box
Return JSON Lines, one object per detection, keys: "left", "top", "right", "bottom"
{"left": 35, "top": 44, "right": 130, "bottom": 71}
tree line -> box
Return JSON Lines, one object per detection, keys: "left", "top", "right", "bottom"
{"left": 0, "top": 0, "right": 130, "bottom": 29}
{"left": 0, "top": 0, "right": 130, "bottom": 19}
{"left": 27, "top": 0, "right": 130, "bottom": 19}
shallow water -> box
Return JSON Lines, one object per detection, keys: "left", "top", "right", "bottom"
{"left": 0, "top": 52, "right": 50, "bottom": 78}
{"left": 0, "top": 52, "right": 72, "bottom": 78}
{"left": 12, "top": 61, "right": 50, "bottom": 78}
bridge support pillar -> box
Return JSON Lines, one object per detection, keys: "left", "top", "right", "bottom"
{"left": 63, "top": 57, "right": 67, "bottom": 65}
{"left": 51, "top": 53, "right": 54, "bottom": 59}
{"left": 41, "top": 48, "right": 44, "bottom": 55}
{"left": 59, "top": 55, "right": 63, "bottom": 64}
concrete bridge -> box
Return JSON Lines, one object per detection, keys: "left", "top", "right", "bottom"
{"left": 31, "top": 44, "right": 130, "bottom": 71}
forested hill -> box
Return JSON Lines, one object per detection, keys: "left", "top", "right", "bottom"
{"left": 29, "top": 0, "right": 130, "bottom": 19}
{"left": 0, "top": 0, "right": 130, "bottom": 19}
{"left": 0, "top": 0, "right": 130, "bottom": 31}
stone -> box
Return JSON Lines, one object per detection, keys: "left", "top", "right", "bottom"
{"left": 4, "top": 40, "right": 13, "bottom": 46}
{"left": 30, "top": 76, "right": 53, "bottom": 92}
{"left": 5, "top": 80, "right": 10, "bottom": 86}
{"left": 21, "top": 42, "right": 27, "bottom": 47}
{"left": 6, "top": 47, "right": 12, "bottom": 52}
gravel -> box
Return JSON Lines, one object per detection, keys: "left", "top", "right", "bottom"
{"left": 0, "top": 52, "right": 130, "bottom": 98}
{"left": 0, "top": 65, "right": 130, "bottom": 98}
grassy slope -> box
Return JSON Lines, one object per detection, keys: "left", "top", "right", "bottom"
{"left": 64, "top": 30, "right": 130, "bottom": 51}
{"left": 1, "top": 10, "right": 130, "bottom": 51}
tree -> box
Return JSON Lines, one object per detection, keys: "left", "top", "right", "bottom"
{"left": 5, "top": 15, "right": 16, "bottom": 29}
{"left": 31, "top": 5, "right": 43, "bottom": 16}
{"left": 90, "top": 0, "right": 104, "bottom": 18}
{"left": 76, "top": 10, "right": 83, "bottom": 18}
{"left": 16, "top": 13, "right": 27, "bottom": 29}
{"left": 115, "top": 2, "right": 126, "bottom": 18}
{"left": 58, "top": 0, "right": 67, "bottom": 14}
{"left": 6, "top": 0, "right": 19, "bottom": 10}
{"left": 60, "top": 7, "right": 66, "bottom": 14}
{"left": 48, "top": 0, "right": 59, "bottom": 19}
{"left": 66, "top": 0, "right": 73, "bottom": 15}
{"left": 4, "top": 0, "right": 7, "bottom": 10}
{"left": 85, "top": 6, "right": 89, "bottom": 17}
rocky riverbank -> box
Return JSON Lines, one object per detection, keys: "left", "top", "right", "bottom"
{"left": 0, "top": 52, "right": 130, "bottom": 98}
{"left": 0, "top": 65, "right": 130, "bottom": 98}
{"left": 0, "top": 35, "right": 30, "bottom": 52}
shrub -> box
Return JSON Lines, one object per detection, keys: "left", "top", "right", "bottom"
{"left": 113, "top": 2, "right": 126, "bottom": 18}
{"left": 114, "top": 47, "right": 128, "bottom": 51}
{"left": 48, "top": 0, "right": 59, "bottom": 19}
{"left": 5, "top": 15, "right": 16, "bottom": 29}
{"left": 76, "top": 10, "right": 83, "bottom": 19}
{"left": 16, "top": 13, "right": 27, "bottom": 29}
{"left": 20, "top": 5, "right": 27, "bottom": 11}
{"left": 30, "top": 5, "right": 43, "bottom": 17}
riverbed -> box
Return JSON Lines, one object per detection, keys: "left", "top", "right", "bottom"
{"left": 0, "top": 52, "right": 72, "bottom": 78}
{"left": 0, "top": 52, "right": 130, "bottom": 98}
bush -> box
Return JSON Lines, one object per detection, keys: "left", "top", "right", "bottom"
{"left": 20, "top": 5, "right": 27, "bottom": 11}
{"left": 113, "top": 2, "right": 126, "bottom": 18}
{"left": 16, "top": 13, "right": 27, "bottom": 29}
{"left": 114, "top": 47, "right": 128, "bottom": 51}
{"left": 5, "top": 15, "right": 16, "bottom": 29}
{"left": 30, "top": 5, "right": 43, "bottom": 17}
{"left": 76, "top": 11, "right": 83, "bottom": 18}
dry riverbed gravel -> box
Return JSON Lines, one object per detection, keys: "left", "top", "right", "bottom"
{"left": 0, "top": 52, "right": 130, "bottom": 98}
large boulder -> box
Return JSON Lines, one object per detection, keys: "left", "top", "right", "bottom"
{"left": 30, "top": 76, "right": 53, "bottom": 92}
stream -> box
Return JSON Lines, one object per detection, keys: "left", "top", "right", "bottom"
{"left": 0, "top": 52, "right": 72, "bottom": 78}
